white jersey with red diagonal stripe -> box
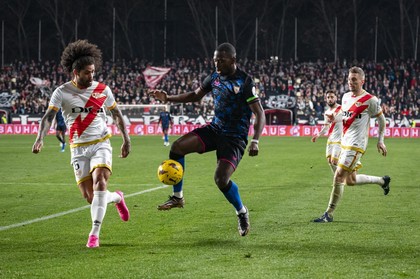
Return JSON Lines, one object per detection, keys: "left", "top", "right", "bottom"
{"left": 49, "top": 81, "right": 117, "bottom": 145}
{"left": 341, "top": 90, "right": 382, "bottom": 152}
{"left": 325, "top": 105, "right": 342, "bottom": 144}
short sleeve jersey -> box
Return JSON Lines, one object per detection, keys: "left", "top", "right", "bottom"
{"left": 159, "top": 111, "right": 172, "bottom": 128}
{"left": 49, "top": 81, "right": 117, "bottom": 145}
{"left": 340, "top": 90, "right": 382, "bottom": 151}
{"left": 201, "top": 68, "right": 259, "bottom": 138}
{"left": 325, "top": 105, "right": 342, "bottom": 144}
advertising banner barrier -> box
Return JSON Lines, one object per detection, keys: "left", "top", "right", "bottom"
{"left": 1, "top": 124, "right": 420, "bottom": 138}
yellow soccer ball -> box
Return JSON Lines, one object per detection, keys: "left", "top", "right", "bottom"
{"left": 157, "top": 159, "right": 184, "bottom": 185}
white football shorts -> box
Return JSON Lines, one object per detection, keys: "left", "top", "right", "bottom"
{"left": 337, "top": 148, "right": 363, "bottom": 172}
{"left": 326, "top": 142, "right": 341, "bottom": 161}
{"left": 70, "top": 139, "right": 113, "bottom": 185}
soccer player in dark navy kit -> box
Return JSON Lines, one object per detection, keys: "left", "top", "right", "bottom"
{"left": 55, "top": 109, "right": 67, "bottom": 152}
{"left": 148, "top": 43, "right": 265, "bottom": 236}
{"left": 158, "top": 106, "right": 173, "bottom": 146}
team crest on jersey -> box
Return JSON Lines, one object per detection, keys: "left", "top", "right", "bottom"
{"left": 92, "top": 92, "right": 106, "bottom": 99}
{"left": 355, "top": 102, "right": 362, "bottom": 107}
{"left": 233, "top": 86, "right": 240, "bottom": 94}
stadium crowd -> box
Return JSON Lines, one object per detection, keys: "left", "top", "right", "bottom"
{"left": 0, "top": 57, "right": 419, "bottom": 126}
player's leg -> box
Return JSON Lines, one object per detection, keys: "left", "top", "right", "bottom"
{"left": 163, "top": 127, "right": 169, "bottom": 145}
{"left": 328, "top": 144, "right": 341, "bottom": 174}
{"left": 91, "top": 142, "right": 130, "bottom": 221}
{"left": 56, "top": 129, "right": 64, "bottom": 144}
{"left": 157, "top": 131, "right": 206, "bottom": 210}
{"left": 214, "top": 137, "right": 249, "bottom": 236}
{"left": 314, "top": 149, "right": 358, "bottom": 222}
{"left": 325, "top": 144, "right": 335, "bottom": 174}
{"left": 344, "top": 158, "right": 391, "bottom": 195}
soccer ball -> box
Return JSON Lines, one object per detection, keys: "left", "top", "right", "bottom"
{"left": 157, "top": 159, "right": 184, "bottom": 185}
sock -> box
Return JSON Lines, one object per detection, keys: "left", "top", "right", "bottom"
{"left": 326, "top": 182, "right": 344, "bottom": 216}
{"left": 106, "top": 190, "right": 121, "bottom": 203}
{"left": 164, "top": 134, "right": 169, "bottom": 142}
{"left": 355, "top": 174, "right": 383, "bottom": 185}
{"left": 56, "top": 135, "right": 64, "bottom": 144}
{"left": 221, "top": 180, "right": 244, "bottom": 212}
{"left": 89, "top": 191, "right": 107, "bottom": 236}
{"left": 329, "top": 164, "right": 337, "bottom": 174}
{"left": 170, "top": 152, "right": 184, "bottom": 196}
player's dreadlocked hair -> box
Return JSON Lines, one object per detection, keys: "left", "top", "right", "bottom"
{"left": 60, "top": 40, "right": 102, "bottom": 74}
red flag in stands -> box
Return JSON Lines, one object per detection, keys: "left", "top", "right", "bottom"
{"left": 142, "top": 66, "right": 171, "bottom": 88}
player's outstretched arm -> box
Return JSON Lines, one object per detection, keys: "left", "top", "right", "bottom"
{"left": 32, "top": 108, "right": 57, "bottom": 154}
{"left": 148, "top": 88, "right": 207, "bottom": 104}
{"left": 110, "top": 106, "right": 131, "bottom": 158}
{"left": 376, "top": 113, "right": 387, "bottom": 157}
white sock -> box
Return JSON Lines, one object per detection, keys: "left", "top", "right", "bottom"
{"left": 326, "top": 182, "right": 344, "bottom": 216}
{"left": 173, "top": 191, "right": 183, "bottom": 199}
{"left": 329, "top": 164, "right": 337, "bottom": 174}
{"left": 89, "top": 191, "right": 108, "bottom": 236}
{"left": 106, "top": 190, "right": 121, "bottom": 203}
{"left": 236, "top": 206, "right": 247, "bottom": 215}
{"left": 355, "top": 175, "right": 383, "bottom": 185}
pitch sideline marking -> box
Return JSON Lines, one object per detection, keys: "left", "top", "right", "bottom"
{"left": 0, "top": 185, "right": 168, "bottom": 232}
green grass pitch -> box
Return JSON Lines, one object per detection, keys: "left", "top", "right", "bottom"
{"left": 0, "top": 135, "right": 419, "bottom": 278}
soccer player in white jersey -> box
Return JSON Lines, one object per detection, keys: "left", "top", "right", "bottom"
{"left": 32, "top": 40, "right": 131, "bottom": 247}
{"left": 311, "top": 90, "right": 342, "bottom": 174}
{"left": 313, "top": 66, "right": 391, "bottom": 223}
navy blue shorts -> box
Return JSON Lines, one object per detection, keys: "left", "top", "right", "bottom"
{"left": 56, "top": 124, "right": 67, "bottom": 132}
{"left": 190, "top": 125, "right": 246, "bottom": 170}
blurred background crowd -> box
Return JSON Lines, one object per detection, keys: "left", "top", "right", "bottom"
{"left": 0, "top": 58, "right": 419, "bottom": 126}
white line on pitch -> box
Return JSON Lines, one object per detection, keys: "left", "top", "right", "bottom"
{"left": 0, "top": 185, "right": 168, "bottom": 232}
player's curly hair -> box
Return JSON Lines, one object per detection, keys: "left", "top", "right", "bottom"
{"left": 60, "top": 39, "right": 102, "bottom": 74}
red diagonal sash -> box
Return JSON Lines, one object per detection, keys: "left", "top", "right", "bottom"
{"left": 342, "top": 94, "right": 373, "bottom": 135}
{"left": 327, "top": 105, "right": 341, "bottom": 136}
{"left": 70, "top": 83, "right": 107, "bottom": 142}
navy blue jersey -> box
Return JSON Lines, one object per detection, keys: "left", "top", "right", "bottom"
{"left": 56, "top": 109, "right": 66, "bottom": 129}
{"left": 201, "top": 68, "right": 259, "bottom": 138}
{"left": 159, "top": 111, "right": 172, "bottom": 128}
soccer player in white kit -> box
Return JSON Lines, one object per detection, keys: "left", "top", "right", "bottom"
{"left": 311, "top": 90, "right": 342, "bottom": 174}
{"left": 313, "top": 66, "right": 391, "bottom": 223}
{"left": 32, "top": 40, "right": 131, "bottom": 247}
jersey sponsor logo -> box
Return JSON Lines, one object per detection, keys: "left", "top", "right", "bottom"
{"left": 71, "top": 107, "right": 105, "bottom": 113}
{"left": 343, "top": 111, "right": 362, "bottom": 119}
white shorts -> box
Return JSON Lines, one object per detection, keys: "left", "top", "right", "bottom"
{"left": 70, "top": 140, "right": 113, "bottom": 184}
{"left": 337, "top": 149, "right": 363, "bottom": 172}
{"left": 326, "top": 143, "right": 341, "bottom": 161}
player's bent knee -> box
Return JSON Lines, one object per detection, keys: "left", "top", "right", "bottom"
{"left": 214, "top": 175, "right": 230, "bottom": 191}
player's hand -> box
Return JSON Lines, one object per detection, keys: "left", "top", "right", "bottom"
{"left": 32, "top": 139, "right": 43, "bottom": 154}
{"left": 248, "top": 142, "right": 259, "bottom": 156}
{"left": 148, "top": 89, "right": 168, "bottom": 103}
{"left": 325, "top": 113, "right": 334, "bottom": 123}
{"left": 311, "top": 135, "right": 318, "bottom": 142}
{"left": 377, "top": 142, "right": 387, "bottom": 157}
{"left": 120, "top": 141, "right": 131, "bottom": 158}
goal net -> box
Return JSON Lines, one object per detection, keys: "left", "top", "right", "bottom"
{"left": 117, "top": 104, "right": 170, "bottom": 125}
